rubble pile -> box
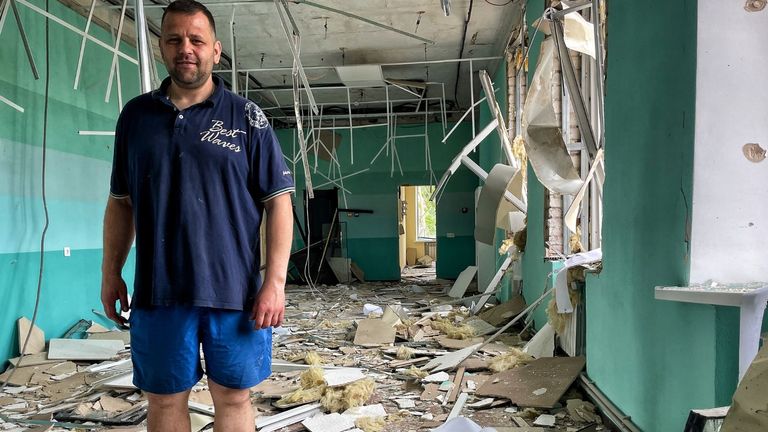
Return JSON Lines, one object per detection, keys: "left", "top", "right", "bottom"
{"left": 1, "top": 275, "right": 609, "bottom": 431}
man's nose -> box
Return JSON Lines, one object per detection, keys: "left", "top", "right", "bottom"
{"left": 178, "top": 38, "right": 193, "bottom": 54}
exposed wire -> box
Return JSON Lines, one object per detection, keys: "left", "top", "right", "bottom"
{"left": 452, "top": 0, "right": 473, "bottom": 110}
{"left": 0, "top": 0, "right": 50, "bottom": 393}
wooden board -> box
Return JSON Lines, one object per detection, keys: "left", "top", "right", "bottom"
{"left": 475, "top": 356, "right": 586, "bottom": 408}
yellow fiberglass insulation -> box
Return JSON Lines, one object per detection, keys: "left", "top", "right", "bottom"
{"left": 277, "top": 384, "right": 326, "bottom": 405}
{"left": 355, "top": 416, "right": 386, "bottom": 432}
{"left": 488, "top": 348, "right": 534, "bottom": 372}
{"left": 320, "top": 378, "right": 376, "bottom": 412}
{"left": 300, "top": 366, "right": 326, "bottom": 389}
{"left": 430, "top": 318, "right": 475, "bottom": 340}
{"left": 403, "top": 365, "right": 428, "bottom": 379}
{"left": 396, "top": 346, "right": 414, "bottom": 360}
{"left": 304, "top": 351, "right": 324, "bottom": 366}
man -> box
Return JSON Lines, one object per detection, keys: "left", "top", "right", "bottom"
{"left": 101, "top": 1, "right": 294, "bottom": 431}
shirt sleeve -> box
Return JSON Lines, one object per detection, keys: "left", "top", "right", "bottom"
{"left": 250, "top": 123, "right": 295, "bottom": 202}
{"left": 109, "top": 113, "right": 130, "bottom": 199}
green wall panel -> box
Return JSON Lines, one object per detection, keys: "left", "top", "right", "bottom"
{"left": 0, "top": 0, "right": 142, "bottom": 367}
{"left": 0, "top": 249, "right": 135, "bottom": 366}
{"left": 578, "top": 1, "right": 714, "bottom": 430}
{"left": 276, "top": 122, "right": 478, "bottom": 281}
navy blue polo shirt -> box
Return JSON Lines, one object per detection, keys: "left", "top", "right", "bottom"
{"left": 110, "top": 76, "right": 294, "bottom": 310}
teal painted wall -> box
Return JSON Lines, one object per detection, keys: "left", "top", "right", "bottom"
{"left": 0, "top": 0, "right": 142, "bottom": 366}
{"left": 275, "top": 122, "right": 478, "bottom": 281}
{"left": 517, "top": 0, "right": 738, "bottom": 430}
{"left": 583, "top": 1, "right": 714, "bottom": 429}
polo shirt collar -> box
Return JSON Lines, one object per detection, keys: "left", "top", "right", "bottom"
{"left": 152, "top": 75, "right": 225, "bottom": 107}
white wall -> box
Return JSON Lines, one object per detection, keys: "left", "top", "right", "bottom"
{"left": 690, "top": 1, "right": 768, "bottom": 283}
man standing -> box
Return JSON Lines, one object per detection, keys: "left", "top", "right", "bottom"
{"left": 101, "top": 1, "right": 294, "bottom": 430}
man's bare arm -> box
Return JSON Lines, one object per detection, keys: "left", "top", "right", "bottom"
{"left": 251, "top": 193, "right": 293, "bottom": 329}
{"left": 101, "top": 196, "right": 135, "bottom": 325}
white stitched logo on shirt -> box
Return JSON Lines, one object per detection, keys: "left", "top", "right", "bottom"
{"left": 199, "top": 120, "right": 245, "bottom": 152}
{"left": 282, "top": 170, "right": 291, "bottom": 176}
{"left": 245, "top": 102, "right": 269, "bottom": 129}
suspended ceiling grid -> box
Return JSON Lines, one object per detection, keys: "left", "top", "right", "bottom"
{"left": 61, "top": 0, "right": 524, "bottom": 121}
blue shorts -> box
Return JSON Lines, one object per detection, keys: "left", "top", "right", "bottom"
{"left": 129, "top": 306, "right": 272, "bottom": 394}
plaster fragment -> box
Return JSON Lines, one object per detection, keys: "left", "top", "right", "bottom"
{"left": 742, "top": 143, "right": 766, "bottom": 163}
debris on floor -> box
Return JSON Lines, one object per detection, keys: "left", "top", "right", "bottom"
{"left": 0, "top": 276, "right": 611, "bottom": 431}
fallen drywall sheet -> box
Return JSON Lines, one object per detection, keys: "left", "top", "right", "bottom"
{"left": 478, "top": 295, "right": 527, "bottom": 327}
{"left": 522, "top": 37, "right": 583, "bottom": 195}
{"left": 302, "top": 412, "right": 356, "bottom": 432}
{"left": 353, "top": 319, "right": 396, "bottom": 346}
{"left": 17, "top": 317, "right": 45, "bottom": 355}
{"left": 475, "top": 164, "right": 526, "bottom": 246}
{"left": 323, "top": 368, "right": 366, "bottom": 387}
{"left": 448, "top": 266, "right": 478, "bottom": 298}
{"left": 476, "top": 356, "right": 586, "bottom": 408}
{"left": 472, "top": 255, "right": 513, "bottom": 314}
{"left": 48, "top": 339, "right": 123, "bottom": 361}
{"left": 523, "top": 323, "right": 555, "bottom": 358}
{"left": 256, "top": 403, "right": 323, "bottom": 432}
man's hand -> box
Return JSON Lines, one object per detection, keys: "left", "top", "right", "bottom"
{"left": 101, "top": 274, "right": 129, "bottom": 326}
{"left": 250, "top": 283, "right": 285, "bottom": 329}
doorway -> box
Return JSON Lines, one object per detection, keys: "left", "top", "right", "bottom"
{"left": 399, "top": 185, "right": 437, "bottom": 282}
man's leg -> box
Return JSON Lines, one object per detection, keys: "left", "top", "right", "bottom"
{"left": 208, "top": 379, "right": 253, "bottom": 432}
{"left": 146, "top": 390, "right": 192, "bottom": 432}
{"left": 201, "top": 308, "right": 272, "bottom": 432}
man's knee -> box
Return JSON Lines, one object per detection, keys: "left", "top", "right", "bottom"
{"left": 209, "top": 379, "right": 251, "bottom": 408}
{"left": 146, "top": 390, "right": 191, "bottom": 410}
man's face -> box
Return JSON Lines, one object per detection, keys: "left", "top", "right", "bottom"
{"left": 160, "top": 11, "right": 222, "bottom": 90}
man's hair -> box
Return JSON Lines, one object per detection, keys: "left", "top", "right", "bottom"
{"left": 161, "top": 0, "right": 217, "bottom": 35}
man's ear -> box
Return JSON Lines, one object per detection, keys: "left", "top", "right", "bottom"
{"left": 214, "top": 40, "right": 222, "bottom": 65}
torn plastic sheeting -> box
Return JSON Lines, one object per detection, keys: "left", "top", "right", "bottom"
{"left": 562, "top": 1, "right": 596, "bottom": 58}
{"left": 522, "top": 37, "right": 583, "bottom": 195}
